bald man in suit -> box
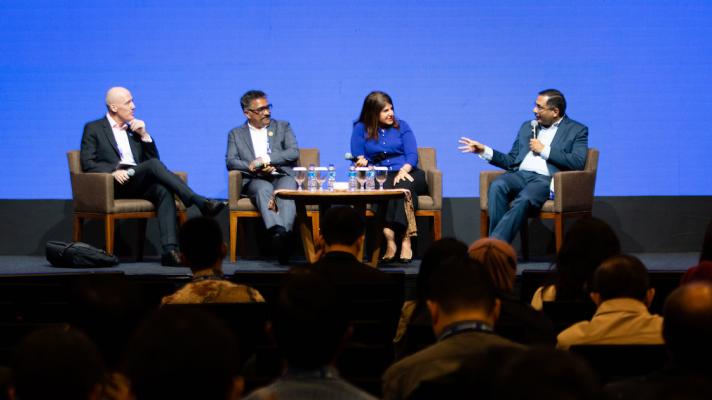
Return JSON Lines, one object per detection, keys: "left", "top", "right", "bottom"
{"left": 80, "top": 87, "right": 225, "bottom": 266}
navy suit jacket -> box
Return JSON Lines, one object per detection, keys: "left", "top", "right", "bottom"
{"left": 225, "top": 119, "right": 299, "bottom": 177}
{"left": 80, "top": 117, "right": 159, "bottom": 173}
{"left": 490, "top": 116, "right": 588, "bottom": 175}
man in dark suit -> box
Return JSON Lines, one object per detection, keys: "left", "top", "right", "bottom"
{"left": 226, "top": 90, "right": 299, "bottom": 264}
{"left": 459, "top": 89, "right": 589, "bottom": 243}
{"left": 80, "top": 87, "right": 225, "bottom": 266}
{"left": 311, "top": 206, "right": 392, "bottom": 284}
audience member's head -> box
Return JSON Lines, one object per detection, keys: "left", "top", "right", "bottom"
{"left": 591, "top": 254, "right": 654, "bottom": 306}
{"left": 320, "top": 206, "right": 365, "bottom": 250}
{"left": 415, "top": 238, "right": 468, "bottom": 304}
{"left": 272, "top": 267, "right": 350, "bottom": 370}
{"left": 126, "top": 308, "right": 242, "bottom": 400}
{"left": 663, "top": 282, "right": 712, "bottom": 369}
{"left": 468, "top": 237, "right": 518, "bottom": 293}
{"left": 11, "top": 325, "right": 105, "bottom": 400}
{"left": 427, "top": 257, "right": 499, "bottom": 335}
{"left": 494, "top": 347, "right": 598, "bottom": 400}
{"left": 179, "top": 216, "right": 227, "bottom": 272}
{"left": 554, "top": 217, "right": 621, "bottom": 301}
{"left": 699, "top": 219, "right": 712, "bottom": 263}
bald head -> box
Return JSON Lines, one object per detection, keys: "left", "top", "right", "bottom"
{"left": 106, "top": 87, "right": 130, "bottom": 106}
{"left": 663, "top": 282, "right": 712, "bottom": 366}
{"left": 105, "top": 87, "right": 135, "bottom": 123}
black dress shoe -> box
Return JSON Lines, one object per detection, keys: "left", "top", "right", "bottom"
{"left": 271, "top": 230, "right": 292, "bottom": 266}
{"left": 161, "top": 249, "right": 182, "bottom": 267}
{"left": 201, "top": 199, "right": 227, "bottom": 217}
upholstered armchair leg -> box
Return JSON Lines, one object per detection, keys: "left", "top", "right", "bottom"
{"left": 229, "top": 212, "right": 238, "bottom": 262}
{"left": 432, "top": 211, "right": 442, "bottom": 241}
{"left": 136, "top": 218, "right": 147, "bottom": 262}
{"left": 72, "top": 215, "right": 83, "bottom": 242}
{"left": 555, "top": 214, "right": 564, "bottom": 252}
{"left": 480, "top": 210, "right": 489, "bottom": 239}
{"left": 104, "top": 215, "right": 115, "bottom": 255}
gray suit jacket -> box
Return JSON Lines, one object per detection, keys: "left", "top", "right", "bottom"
{"left": 490, "top": 116, "right": 589, "bottom": 176}
{"left": 225, "top": 119, "right": 299, "bottom": 177}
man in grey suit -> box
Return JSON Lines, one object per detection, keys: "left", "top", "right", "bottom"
{"left": 226, "top": 90, "right": 299, "bottom": 264}
{"left": 459, "top": 89, "right": 589, "bottom": 243}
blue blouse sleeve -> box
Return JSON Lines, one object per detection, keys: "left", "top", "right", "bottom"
{"left": 350, "top": 122, "right": 367, "bottom": 159}
{"left": 399, "top": 120, "right": 419, "bottom": 167}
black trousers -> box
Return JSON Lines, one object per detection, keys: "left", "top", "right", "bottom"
{"left": 114, "top": 158, "right": 199, "bottom": 249}
{"left": 381, "top": 169, "right": 427, "bottom": 232}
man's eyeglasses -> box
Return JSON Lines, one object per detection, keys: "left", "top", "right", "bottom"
{"left": 247, "top": 104, "right": 273, "bottom": 114}
{"left": 534, "top": 103, "right": 552, "bottom": 112}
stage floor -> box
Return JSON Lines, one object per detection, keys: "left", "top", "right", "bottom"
{"left": 0, "top": 252, "right": 698, "bottom": 277}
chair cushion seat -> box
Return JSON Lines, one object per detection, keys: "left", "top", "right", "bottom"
{"left": 231, "top": 197, "right": 319, "bottom": 212}
{"left": 112, "top": 199, "right": 186, "bottom": 213}
{"left": 540, "top": 200, "right": 555, "bottom": 213}
{"left": 417, "top": 195, "right": 435, "bottom": 210}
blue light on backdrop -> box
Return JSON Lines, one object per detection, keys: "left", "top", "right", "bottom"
{"left": 1, "top": 0, "right": 711, "bottom": 199}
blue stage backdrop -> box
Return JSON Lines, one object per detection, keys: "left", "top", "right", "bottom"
{"left": 2, "top": 1, "right": 711, "bottom": 199}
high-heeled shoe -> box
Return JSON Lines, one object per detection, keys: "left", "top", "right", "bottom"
{"left": 399, "top": 248, "right": 413, "bottom": 264}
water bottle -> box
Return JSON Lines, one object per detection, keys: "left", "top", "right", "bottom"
{"left": 327, "top": 163, "right": 336, "bottom": 191}
{"left": 348, "top": 166, "right": 357, "bottom": 192}
{"left": 307, "top": 164, "right": 316, "bottom": 192}
{"left": 366, "top": 166, "right": 376, "bottom": 191}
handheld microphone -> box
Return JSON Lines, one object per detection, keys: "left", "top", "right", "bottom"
{"left": 344, "top": 152, "right": 359, "bottom": 162}
{"left": 127, "top": 168, "right": 135, "bottom": 177}
{"left": 530, "top": 120, "right": 539, "bottom": 139}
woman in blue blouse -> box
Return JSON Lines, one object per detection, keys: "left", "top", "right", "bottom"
{"left": 350, "top": 91, "right": 427, "bottom": 263}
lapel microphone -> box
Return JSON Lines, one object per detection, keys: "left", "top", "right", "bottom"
{"left": 530, "top": 120, "right": 539, "bottom": 139}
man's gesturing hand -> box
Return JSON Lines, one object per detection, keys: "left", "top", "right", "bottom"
{"left": 458, "top": 137, "right": 485, "bottom": 154}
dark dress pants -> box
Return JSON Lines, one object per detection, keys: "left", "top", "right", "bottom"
{"left": 114, "top": 158, "right": 199, "bottom": 249}
{"left": 488, "top": 170, "right": 551, "bottom": 243}
{"left": 382, "top": 169, "right": 427, "bottom": 231}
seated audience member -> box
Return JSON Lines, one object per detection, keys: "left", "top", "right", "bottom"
{"left": 468, "top": 238, "right": 556, "bottom": 345}
{"left": 245, "top": 267, "right": 376, "bottom": 400}
{"left": 531, "top": 217, "right": 621, "bottom": 310}
{"left": 126, "top": 307, "right": 243, "bottom": 400}
{"left": 557, "top": 254, "right": 663, "bottom": 350}
{"left": 382, "top": 257, "right": 525, "bottom": 400}
{"left": 603, "top": 282, "right": 712, "bottom": 400}
{"left": 311, "top": 206, "right": 393, "bottom": 284}
{"left": 161, "top": 217, "right": 264, "bottom": 304}
{"left": 393, "top": 238, "right": 469, "bottom": 360}
{"left": 680, "top": 219, "right": 712, "bottom": 284}
{"left": 494, "top": 348, "right": 599, "bottom": 400}
{"left": 11, "top": 325, "right": 106, "bottom": 400}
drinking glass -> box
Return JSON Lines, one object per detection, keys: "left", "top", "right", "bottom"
{"left": 356, "top": 169, "right": 367, "bottom": 191}
{"left": 315, "top": 169, "right": 326, "bottom": 191}
{"left": 294, "top": 168, "right": 306, "bottom": 191}
{"left": 376, "top": 168, "right": 388, "bottom": 190}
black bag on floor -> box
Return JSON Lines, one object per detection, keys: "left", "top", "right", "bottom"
{"left": 46, "top": 241, "right": 119, "bottom": 268}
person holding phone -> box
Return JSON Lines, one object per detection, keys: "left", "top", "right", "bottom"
{"left": 350, "top": 91, "right": 427, "bottom": 263}
{"left": 226, "top": 90, "right": 300, "bottom": 265}
{"left": 80, "top": 87, "right": 225, "bottom": 266}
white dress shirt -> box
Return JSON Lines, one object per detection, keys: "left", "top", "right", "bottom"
{"left": 248, "top": 123, "right": 272, "bottom": 165}
{"left": 106, "top": 113, "right": 137, "bottom": 166}
{"left": 481, "top": 117, "right": 563, "bottom": 192}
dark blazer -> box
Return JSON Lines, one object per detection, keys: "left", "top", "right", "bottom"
{"left": 311, "top": 251, "right": 394, "bottom": 285}
{"left": 225, "top": 119, "right": 299, "bottom": 177}
{"left": 490, "top": 116, "right": 589, "bottom": 175}
{"left": 80, "top": 117, "right": 159, "bottom": 173}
